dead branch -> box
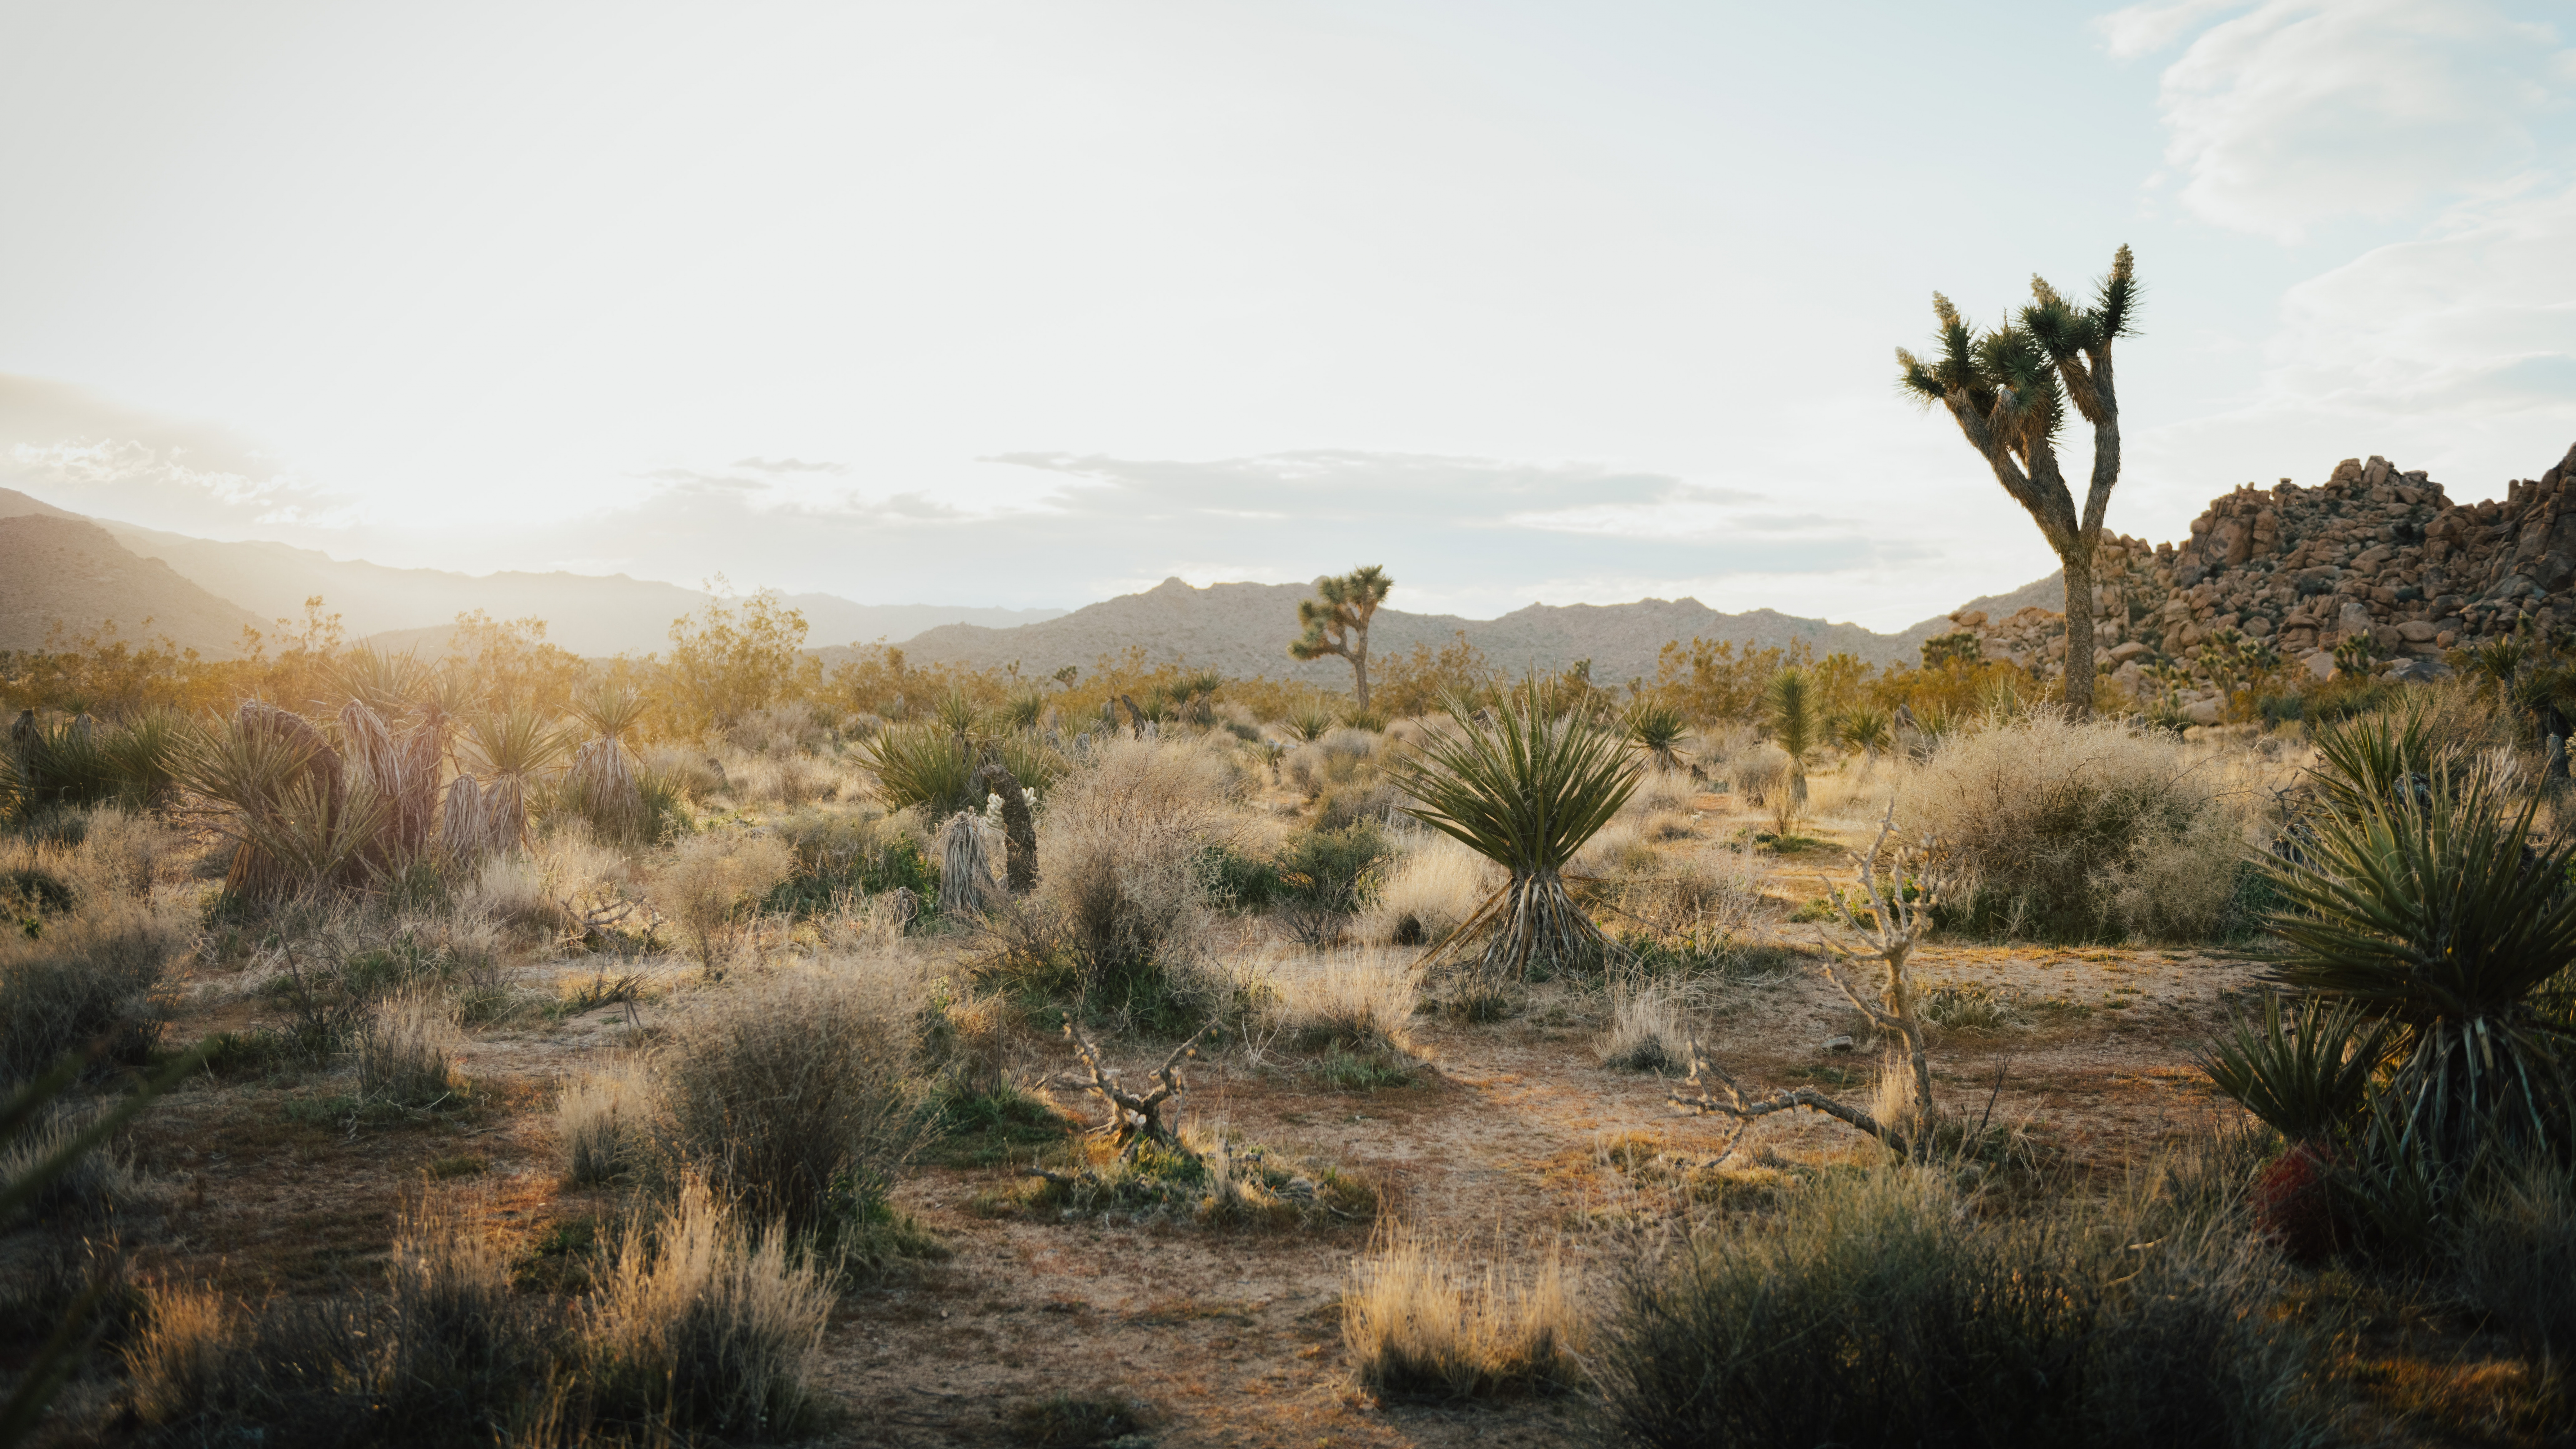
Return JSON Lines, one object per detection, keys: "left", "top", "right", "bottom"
{"left": 1063, "top": 1017, "right": 1218, "bottom": 1157}
{"left": 1668, "top": 801, "right": 1947, "bottom": 1158}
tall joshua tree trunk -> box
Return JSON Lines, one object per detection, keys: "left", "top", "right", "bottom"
{"left": 1899, "top": 247, "right": 2135, "bottom": 715}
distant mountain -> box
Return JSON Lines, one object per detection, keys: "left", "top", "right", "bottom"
{"left": 873, "top": 576, "right": 1974, "bottom": 682}
{"left": 0, "top": 513, "right": 264, "bottom": 655}
{"left": 0, "top": 488, "right": 1063, "bottom": 655}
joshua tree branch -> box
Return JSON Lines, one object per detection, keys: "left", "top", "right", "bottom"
{"left": 1064, "top": 1018, "right": 1217, "bottom": 1157}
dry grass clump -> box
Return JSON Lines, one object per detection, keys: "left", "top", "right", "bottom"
{"left": 580, "top": 1176, "right": 834, "bottom": 1439}
{"left": 124, "top": 1185, "right": 829, "bottom": 1445}
{"left": 1260, "top": 949, "right": 1420, "bottom": 1055}
{"left": 649, "top": 966, "right": 921, "bottom": 1236}
{"left": 0, "top": 1101, "right": 147, "bottom": 1224}
{"left": 1597, "top": 986, "right": 1691, "bottom": 1073}
{"left": 0, "top": 885, "right": 187, "bottom": 1087}
{"left": 644, "top": 830, "right": 795, "bottom": 973}
{"left": 356, "top": 990, "right": 463, "bottom": 1106}
{"left": 1905, "top": 711, "right": 2238, "bottom": 941}
{"left": 123, "top": 1194, "right": 557, "bottom": 1445}
{"left": 1352, "top": 833, "right": 1502, "bottom": 948}
{"left": 460, "top": 826, "right": 633, "bottom": 942}
{"left": 555, "top": 1058, "right": 653, "bottom": 1187}
{"left": 1342, "top": 1225, "right": 1582, "bottom": 1401}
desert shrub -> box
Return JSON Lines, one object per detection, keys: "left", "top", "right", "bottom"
{"left": 1018, "top": 1126, "right": 1375, "bottom": 1226}
{"left": 1593, "top": 1166, "right": 2324, "bottom": 1449}
{"left": 579, "top": 1176, "right": 834, "bottom": 1440}
{"left": 1609, "top": 840, "right": 1765, "bottom": 945}
{"left": 356, "top": 991, "right": 463, "bottom": 1107}
{"left": 1352, "top": 834, "right": 1501, "bottom": 948}
{"left": 766, "top": 806, "right": 938, "bottom": 916}
{"left": 0, "top": 888, "right": 185, "bottom": 1087}
{"left": 1, "top": 710, "right": 192, "bottom": 820}
{"left": 556, "top": 1058, "right": 653, "bottom": 1187}
{"left": 2453, "top": 1159, "right": 2576, "bottom": 1360}
{"left": 1907, "top": 711, "right": 2231, "bottom": 942}
{"left": 644, "top": 831, "right": 796, "bottom": 973}
{"left": 649, "top": 968, "right": 923, "bottom": 1239}
{"left": 636, "top": 742, "right": 727, "bottom": 803}
{"left": 1283, "top": 727, "right": 1378, "bottom": 799}
{"left": 1271, "top": 821, "right": 1394, "bottom": 945}
{"left": 1004, "top": 737, "right": 1239, "bottom": 1026}
{"left": 1342, "top": 1226, "right": 1580, "bottom": 1401}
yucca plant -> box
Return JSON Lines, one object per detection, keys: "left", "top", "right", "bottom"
{"left": 1622, "top": 701, "right": 1689, "bottom": 773}
{"left": 2265, "top": 742, "right": 2576, "bottom": 1170}
{"left": 1837, "top": 705, "right": 1893, "bottom": 757}
{"left": 2199, "top": 994, "right": 2387, "bottom": 1143}
{"left": 453, "top": 706, "right": 568, "bottom": 857}
{"left": 992, "top": 733, "right": 1066, "bottom": 795}
{"left": 1386, "top": 681, "right": 1640, "bottom": 982}
{"left": 999, "top": 689, "right": 1047, "bottom": 733}
{"left": 327, "top": 645, "right": 435, "bottom": 714}
{"left": 1763, "top": 668, "right": 1818, "bottom": 833}
{"left": 180, "top": 702, "right": 380, "bottom": 898}
{"left": 2305, "top": 702, "right": 2451, "bottom": 813}
{"left": 1283, "top": 707, "right": 1334, "bottom": 744}
{"left": 862, "top": 723, "right": 979, "bottom": 816}
{"left": 564, "top": 680, "right": 651, "bottom": 843}
{"left": 933, "top": 689, "right": 983, "bottom": 740}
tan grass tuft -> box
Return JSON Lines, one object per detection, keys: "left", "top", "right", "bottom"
{"left": 1342, "top": 1224, "right": 1582, "bottom": 1400}
{"left": 357, "top": 990, "right": 463, "bottom": 1106}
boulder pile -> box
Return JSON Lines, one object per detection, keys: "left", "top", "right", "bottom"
{"left": 1942, "top": 442, "right": 2576, "bottom": 697}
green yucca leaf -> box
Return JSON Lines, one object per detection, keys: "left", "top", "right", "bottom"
{"left": 1386, "top": 680, "right": 1638, "bottom": 876}
{"left": 2197, "top": 994, "right": 2388, "bottom": 1142}
{"left": 461, "top": 706, "right": 572, "bottom": 777}
{"left": 933, "top": 689, "right": 983, "bottom": 739}
{"left": 993, "top": 734, "right": 1067, "bottom": 794}
{"left": 863, "top": 723, "right": 979, "bottom": 816}
{"left": 2265, "top": 734, "right": 2576, "bottom": 1164}
{"left": 569, "top": 679, "right": 651, "bottom": 741}
{"left": 329, "top": 646, "right": 434, "bottom": 713}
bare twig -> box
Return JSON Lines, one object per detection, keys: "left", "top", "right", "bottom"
{"left": 1668, "top": 802, "right": 1949, "bottom": 1158}
{"left": 1063, "top": 1018, "right": 1218, "bottom": 1158}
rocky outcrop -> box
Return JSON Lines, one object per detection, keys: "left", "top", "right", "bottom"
{"left": 1941, "top": 443, "right": 2576, "bottom": 693}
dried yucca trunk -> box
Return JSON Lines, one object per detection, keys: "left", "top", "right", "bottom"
{"left": 339, "top": 700, "right": 449, "bottom": 862}
{"left": 935, "top": 809, "right": 995, "bottom": 917}
{"left": 567, "top": 734, "right": 645, "bottom": 842}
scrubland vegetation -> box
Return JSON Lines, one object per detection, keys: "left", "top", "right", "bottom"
{"left": 7, "top": 589, "right": 2576, "bottom": 1446}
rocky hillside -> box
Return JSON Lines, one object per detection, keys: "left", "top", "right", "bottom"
{"left": 1945, "top": 442, "right": 2576, "bottom": 699}
{"left": 878, "top": 577, "right": 1958, "bottom": 682}
{"left": 0, "top": 515, "right": 264, "bottom": 655}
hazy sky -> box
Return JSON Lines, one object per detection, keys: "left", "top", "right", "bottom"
{"left": 2, "top": 1, "right": 2571, "bottom": 630}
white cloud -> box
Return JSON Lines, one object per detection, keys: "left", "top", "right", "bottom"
{"left": 2095, "top": 0, "right": 2253, "bottom": 61}
{"left": 2148, "top": 0, "right": 2572, "bottom": 240}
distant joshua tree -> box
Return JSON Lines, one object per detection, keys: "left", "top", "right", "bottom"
{"left": 1899, "top": 245, "right": 2137, "bottom": 714}
{"left": 1289, "top": 566, "right": 1393, "bottom": 712}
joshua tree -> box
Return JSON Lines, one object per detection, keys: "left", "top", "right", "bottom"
{"left": 1289, "top": 566, "right": 1393, "bottom": 712}
{"left": 1899, "top": 246, "right": 2137, "bottom": 714}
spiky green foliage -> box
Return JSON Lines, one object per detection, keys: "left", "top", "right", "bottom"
{"left": 932, "top": 689, "right": 982, "bottom": 740}
{"left": 1622, "top": 701, "right": 1689, "bottom": 772}
{"left": 2199, "top": 994, "right": 2388, "bottom": 1143}
{"left": 567, "top": 678, "right": 650, "bottom": 741}
{"left": 2, "top": 712, "right": 192, "bottom": 819}
{"left": 1283, "top": 706, "right": 1334, "bottom": 744}
{"left": 1386, "top": 681, "right": 1639, "bottom": 981}
{"left": 459, "top": 706, "right": 570, "bottom": 779}
{"left": 862, "top": 723, "right": 979, "bottom": 817}
{"left": 2265, "top": 739, "right": 2576, "bottom": 1168}
{"left": 999, "top": 690, "right": 1046, "bottom": 732}
{"left": 992, "top": 734, "right": 1067, "bottom": 794}
{"left": 328, "top": 647, "right": 435, "bottom": 714}
{"left": 1837, "top": 705, "right": 1893, "bottom": 755}
{"left": 1289, "top": 566, "right": 1394, "bottom": 711}
{"left": 1764, "top": 669, "right": 1818, "bottom": 766}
